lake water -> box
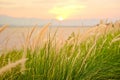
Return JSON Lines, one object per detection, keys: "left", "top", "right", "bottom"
{"left": 0, "top": 27, "right": 90, "bottom": 50}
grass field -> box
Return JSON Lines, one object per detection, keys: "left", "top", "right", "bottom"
{"left": 0, "top": 21, "right": 120, "bottom": 80}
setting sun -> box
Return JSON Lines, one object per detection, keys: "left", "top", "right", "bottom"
{"left": 49, "top": 4, "right": 86, "bottom": 20}
{"left": 57, "top": 16, "right": 64, "bottom": 21}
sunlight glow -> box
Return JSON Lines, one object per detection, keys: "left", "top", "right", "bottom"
{"left": 0, "top": 0, "right": 119, "bottom": 19}
{"left": 57, "top": 16, "right": 64, "bottom": 21}
{"left": 49, "top": 5, "right": 86, "bottom": 20}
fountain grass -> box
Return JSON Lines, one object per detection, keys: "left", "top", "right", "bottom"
{"left": 0, "top": 22, "right": 120, "bottom": 80}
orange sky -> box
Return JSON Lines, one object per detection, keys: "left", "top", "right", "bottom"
{"left": 0, "top": 0, "right": 120, "bottom": 20}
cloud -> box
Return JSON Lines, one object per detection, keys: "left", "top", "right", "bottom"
{"left": 0, "top": 1, "right": 15, "bottom": 5}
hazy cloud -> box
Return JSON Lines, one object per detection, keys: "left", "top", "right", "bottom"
{"left": 0, "top": 0, "right": 119, "bottom": 19}
{"left": 0, "top": 1, "right": 15, "bottom": 5}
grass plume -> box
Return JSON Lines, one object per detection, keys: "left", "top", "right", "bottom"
{"left": 0, "top": 58, "right": 27, "bottom": 75}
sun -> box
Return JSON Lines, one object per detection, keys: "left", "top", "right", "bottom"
{"left": 57, "top": 16, "right": 64, "bottom": 21}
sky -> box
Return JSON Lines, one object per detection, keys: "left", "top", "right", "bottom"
{"left": 0, "top": 0, "right": 120, "bottom": 20}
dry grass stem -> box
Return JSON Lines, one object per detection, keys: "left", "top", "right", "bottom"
{"left": 0, "top": 58, "right": 27, "bottom": 75}
{"left": 0, "top": 25, "right": 8, "bottom": 33}
{"left": 32, "top": 23, "right": 51, "bottom": 49}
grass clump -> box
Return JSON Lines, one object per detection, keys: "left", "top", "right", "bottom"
{"left": 0, "top": 21, "right": 120, "bottom": 80}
